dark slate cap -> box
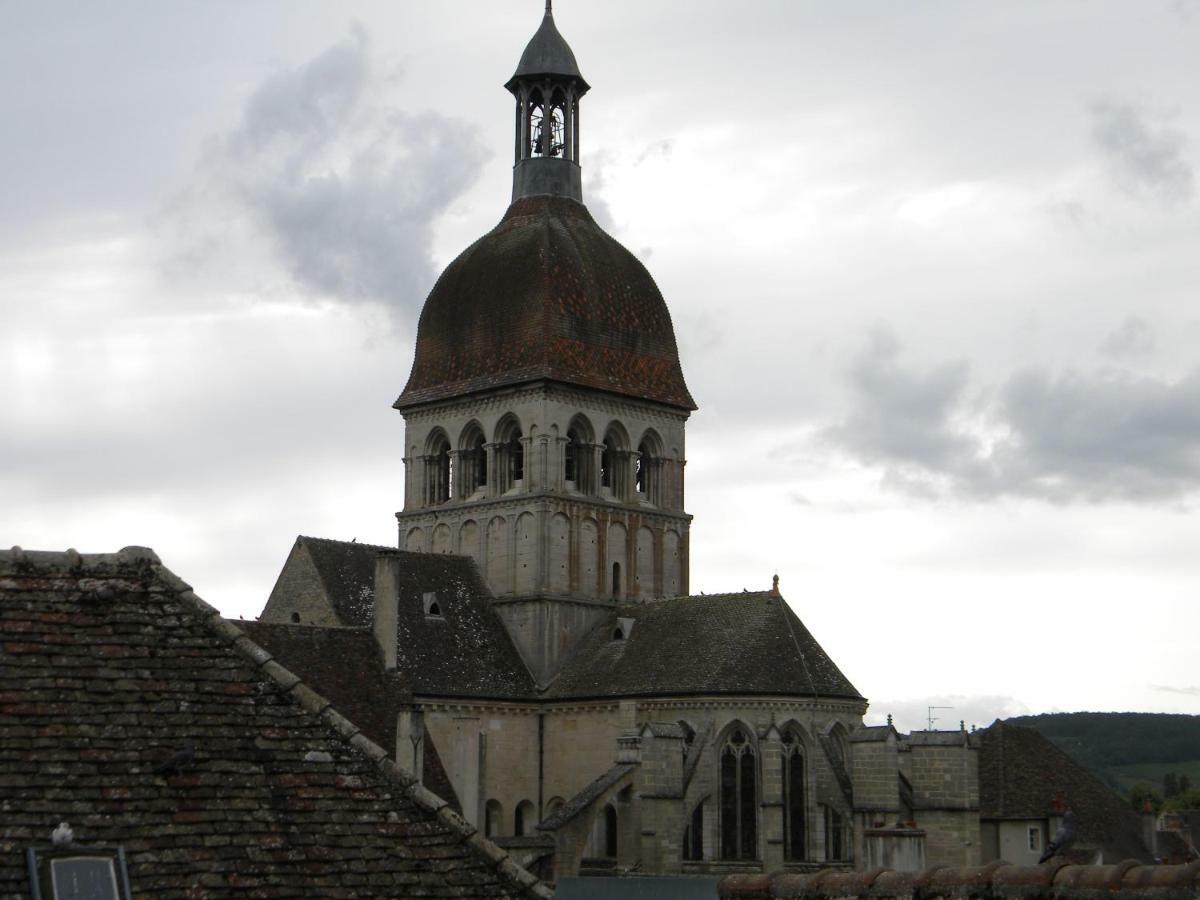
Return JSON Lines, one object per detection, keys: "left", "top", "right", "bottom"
{"left": 505, "top": 2, "right": 589, "bottom": 94}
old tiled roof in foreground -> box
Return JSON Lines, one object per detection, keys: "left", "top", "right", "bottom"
{"left": 0, "top": 546, "right": 549, "bottom": 899}
{"left": 545, "top": 592, "right": 863, "bottom": 701}
{"left": 979, "top": 720, "right": 1151, "bottom": 862}
{"left": 396, "top": 195, "right": 696, "bottom": 411}
{"left": 718, "top": 861, "right": 1200, "bottom": 900}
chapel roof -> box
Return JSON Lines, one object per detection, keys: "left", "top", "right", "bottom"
{"left": 0, "top": 546, "right": 548, "bottom": 898}
{"left": 396, "top": 195, "right": 696, "bottom": 411}
{"left": 544, "top": 591, "right": 864, "bottom": 702}
{"left": 979, "top": 720, "right": 1151, "bottom": 862}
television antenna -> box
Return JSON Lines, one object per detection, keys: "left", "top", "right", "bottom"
{"left": 927, "top": 705, "right": 953, "bottom": 731}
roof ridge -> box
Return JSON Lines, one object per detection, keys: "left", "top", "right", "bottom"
{"left": 297, "top": 534, "right": 396, "bottom": 552}
{"left": 0, "top": 545, "right": 550, "bottom": 899}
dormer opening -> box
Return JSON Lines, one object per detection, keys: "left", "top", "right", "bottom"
{"left": 423, "top": 591, "right": 443, "bottom": 618}
{"left": 612, "top": 626, "right": 624, "bottom": 641}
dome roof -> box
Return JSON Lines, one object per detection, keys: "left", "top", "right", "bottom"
{"left": 505, "top": 6, "right": 589, "bottom": 93}
{"left": 396, "top": 196, "right": 695, "bottom": 411}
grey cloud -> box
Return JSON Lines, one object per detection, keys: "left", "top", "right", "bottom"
{"left": 825, "top": 327, "right": 1200, "bottom": 503}
{"left": 824, "top": 324, "right": 974, "bottom": 483}
{"left": 582, "top": 147, "right": 617, "bottom": 232}
{"left": 164, "top": 27, "right": 488, "bottom": 319}
{"left": 1100, "top": 316, "right": 1156, "bottom": 357}
{"left": 1090, "top": 98, "right": 1195, "bottom": 206}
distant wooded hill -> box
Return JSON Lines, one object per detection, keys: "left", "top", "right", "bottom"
{"left": 1005, "top": 712, "right": 1200, "bottom": 795}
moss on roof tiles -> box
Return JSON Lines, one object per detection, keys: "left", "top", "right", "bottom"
{"left": 545, "top": 591, "right": 863, "bottom": 701}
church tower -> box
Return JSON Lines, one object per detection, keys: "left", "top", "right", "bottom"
{"left": 393, "top": 2, "right": 695, "bottom": 684}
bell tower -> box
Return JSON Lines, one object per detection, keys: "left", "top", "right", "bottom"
{"left": 505, "top": 0, "right": 589, "bottom": 204}
{"left": 394, "top": 3, "right": 695, "bottom": 685}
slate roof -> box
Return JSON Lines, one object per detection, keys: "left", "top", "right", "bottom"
{"left": 0, "top": 546, "right": 549, "bottom": 899}
{"left": 396, "top": 195, "right": 695, "bottom": 411}
{"left": 271, "top": 538, "right": 536, "bottom": 701}
{"left": 380, "top": 549, "right": 538, "bottom": 700}
{"left": 505, "top": 5, "right": 589, "bottom": 93}
{"left": 545, "top": 592, "right": 863, "bottom": 701}
{"left": 979, "top": 720, "right": 1151, "bottom": 862}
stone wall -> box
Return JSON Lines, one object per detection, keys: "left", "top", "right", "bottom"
{"left": 260, "top": 542, "right": 339, "bottom": 626}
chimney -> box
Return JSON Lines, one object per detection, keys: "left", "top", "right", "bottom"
{"left": 373, "top": 551, "right": 400, "bottom": 670}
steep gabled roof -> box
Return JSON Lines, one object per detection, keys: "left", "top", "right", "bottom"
{"left": 265, "top": 538, "right": 537, "bottom": 700}
{"left": 383, "top": 549, "right": 537, "bottom": 700}
{"left": 0, "top": 546, "right": 549, "bottom": 898}
{"left": 980, "top": 720, "right": 1151, "bottom": 862}
{"left": 298, "top": 535, "right": 393, "bottom": 626}
{"left": 545, "top": 592, "right": 863, "bottom": 701}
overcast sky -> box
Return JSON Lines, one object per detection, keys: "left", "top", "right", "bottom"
{"left": 3, "top": 1, "right": 1199, "bottom": 733}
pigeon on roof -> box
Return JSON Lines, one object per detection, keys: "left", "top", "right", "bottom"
{"left": 1039, "top": 809, "right": 1078, "bottom": 863}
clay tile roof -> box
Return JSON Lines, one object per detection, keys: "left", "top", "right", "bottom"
{"left": 979, "top": 720, "right": 1152, "bottom": 862}
{"left": 0, "top": 546, "right": 547, "bottom": 898}
{"left": 545, "top": 592, "right": 863, "bottom": 701}
{"left": 396, "top": 195, "right": 696, "bottom": 412}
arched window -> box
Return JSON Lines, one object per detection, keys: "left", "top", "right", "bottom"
{"left": 635, "top": 430, "right": 663, "bottom": 505}
{"left": 719, "top": 727, "right": 758, "bottom": 860}
{"left": 546, "top": 796, "right": 565, "bottom": 818}
{"left": 426, "top": 431, "right": 451, "bottom": 505}
{"left": 565, "top": 415, "right": 595, "bottom": 493}
{"left": 485, "top": 799, "right": 503, "bottom": 837}
{"left": 494, "top": 417, "right": 524, "bottom": 493}
{"left": 459, "top": 423, "right": 487, "bottom": 496}
{"left": 682, "top": 801, "right": 704, "bottom": 861}
{"left": 611, "top": 562, "right": 621, "bottom": 598}
{"left": 514, "top": 800, "right": 535, "bottom": 836}
{"left": 526, "top": 88, "right": 545, "bottom": 158}
{"left": 782, "top": 729, "right": 806, "bottom": 860}
{"left": 604, "top": 804, "right": 618, "bottom": 858}
{"left": 600, "top": 424, "right": 630, "bottom": 499}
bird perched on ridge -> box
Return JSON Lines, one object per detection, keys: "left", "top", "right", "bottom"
{"left": 1039, "top": 809, "right": 1077, "bottom": 863}
{"left": 51, "top": 822, "right": 74, "bottom": 847}
{"left": 152, "top": 743, "right": 196, "bottom": 776}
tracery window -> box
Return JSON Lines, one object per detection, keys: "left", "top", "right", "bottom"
{"left": 781, "top": 730, "right": 806, "bottom": 860}
{"left": 719, "top": 727, "right": 757, "bottom": 860}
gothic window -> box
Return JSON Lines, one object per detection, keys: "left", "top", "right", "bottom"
{"left": 682, "top": 801, "right": 704, "bottom": 861}
{"left": 565, "top": 436, "right": 578, "bottom": 483}
{"left": 719, "top": 726, "right": 758, "bottom": 860}
{"left": 823, "top": 805, "right": 846, "bottom": 861}
{"left": 527, "top": 88, "right": 545, "bottom": 157}
{"left": 781, "top": 729, "right": 807, "bottom": 860}
{"left": 426, "top": 430, "right": 451, "bottom": 505}
{"left": 603, "top": 804, "right": 618, "bottom": 858}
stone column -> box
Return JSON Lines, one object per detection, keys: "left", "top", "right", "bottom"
{"left": 760, "top": 724, "right": 785, "bottom": 871}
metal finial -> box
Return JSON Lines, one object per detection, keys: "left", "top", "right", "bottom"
{"left": 545, "top": 0, "right": 552, "bottom": 14}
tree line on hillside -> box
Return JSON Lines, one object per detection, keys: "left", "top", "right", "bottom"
{"left": 1006, "top": 712, "right": 1200, "bottom": 769}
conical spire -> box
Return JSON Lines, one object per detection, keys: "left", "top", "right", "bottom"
{"left": 505, "top": 2, "right": 588, "bottom": 93}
